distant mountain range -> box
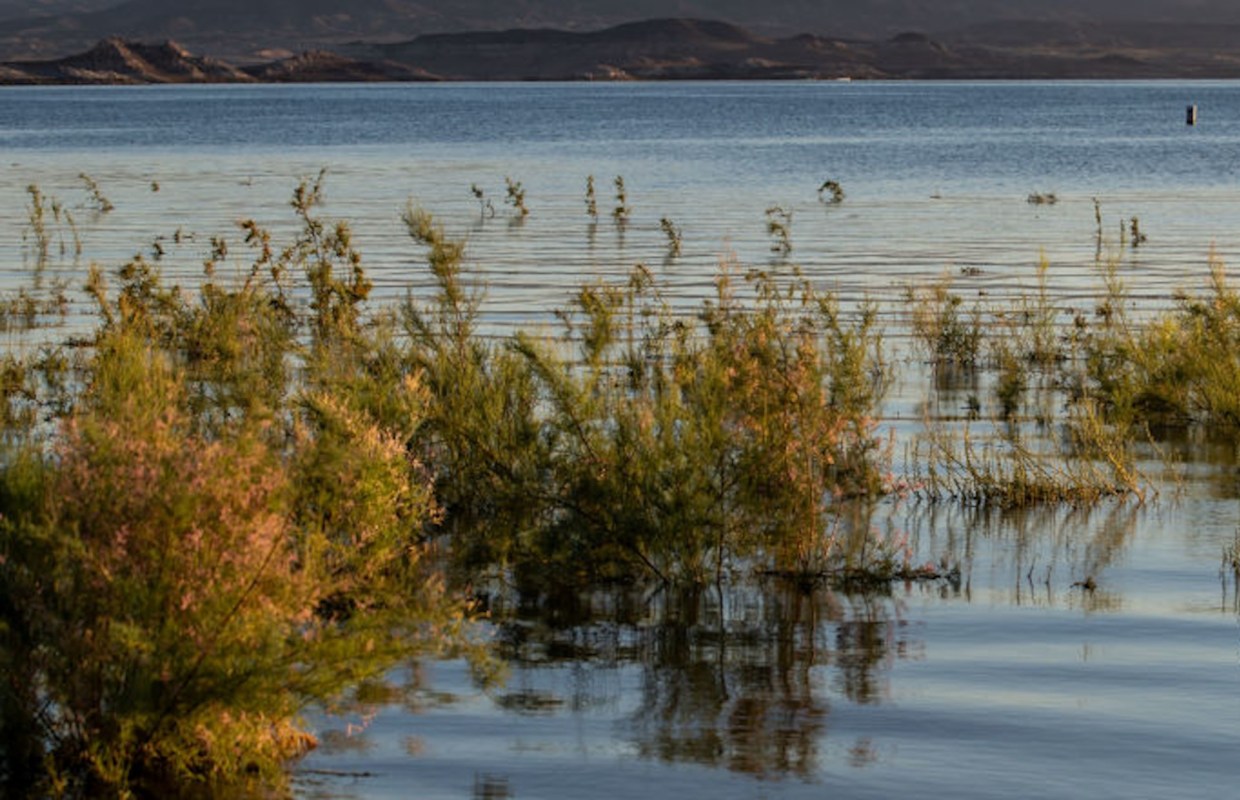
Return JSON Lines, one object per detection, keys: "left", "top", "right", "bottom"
{"left": 3, "top": 0, "right": 1240, "bottom": 62}
{"left": 8, "top": 17, "right": 1240, "bottom": 84}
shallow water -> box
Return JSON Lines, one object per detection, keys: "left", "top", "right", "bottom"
{"left": 4, "top": 82, "right": 1240, "bottom": 328}
{"left": 292, "top": 498, "right": 1240, "bottom": 800}
{"left": 2, "top": 80, "right": 1238, "bottom": 798}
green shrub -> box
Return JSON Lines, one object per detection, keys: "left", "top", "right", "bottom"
{"left": 0, "top": 184, "right": 473, "bottom": 797}
{"left": 510, "top": 262, "right": 889, "bottom": 582}
{"left": 906, "top": 275, "right": 982, "bottom": 368}
{"left": 1074, "top": 256, "right": 1240, "bottom": 431}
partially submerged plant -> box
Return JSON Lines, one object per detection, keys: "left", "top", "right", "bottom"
{"left": 504, "top": 176, "right": 528, "bottom": 218}
{"left": 986, "top": 257, "right": 1063, "bottom": 418}
{"left": 612, "top": 175, "right": 631, "bottom": 223}
{"left": 818, "top": 179, "right": 845, "bottom": 204}
{"left": 2, "top": 175, "right": 1218, "bottom": 795}
{"left": 79, "top": 172, "right": 114, "bottom": 213}
{"left": 905, "top": 274, "right": 982, "bottom": 368}
{"left": 914, "top": 412, "right": 1148, "bottom": 509}
{"left": 660, "top": 216, "right": 683, "bottom": 257}
{"left": 22, "top": 184, "right": 81, "bottom": 267}
{"left": 765, "top": 205, "right": 793, "bottom": 255}
{"left": 507, "top": 260, "right": 891, "bottom": 583}
{"left": 23, "top": 184, "right": 50, "bottom": 266}
{"left": 1223, "top": 530, "right": 1240, "bottom": 578}
{"left": 585, "top": 175, "right": 598, "bottom": 219}
{"left": 0, "top": 180, "right": 482, "bottom": 797}
{"left": 470, "top": 183, "right": 495, "bottom": 219}
{"left": 1072, "top": 253, "right": 1240, "bottom": 432}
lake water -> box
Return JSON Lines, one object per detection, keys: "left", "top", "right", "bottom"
{"left": 1, "top": 81, "right": 1238, "bottom": 799}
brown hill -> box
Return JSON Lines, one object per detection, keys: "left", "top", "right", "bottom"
{"left": 0, "top": 36, "right": 450, "bottom": 83}
{"left": 1, "top": 36, "right": 252, "bottom": 83}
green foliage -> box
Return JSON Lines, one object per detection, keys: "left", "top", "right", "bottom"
{"left": 0, "top": 181, "right": 473, "bottom": 797}
{"left": 915, "top": 410, "right": 1147, "bottom": 509}
{"left": 509, "top": 262, "right": 890, "bottom": 582}
{"left": 7, "top": 176, "right": 1220, "bottom": 794}
{"left": 1074, "top": 255, "right": 1240, "bottom": 430}
{"left": 0, "top": 335, "right": 462, "bottom": 795}
{"left": 905, "top": 274, "right": 982, "bottom": 367}
{"left": 401, "top": 205, "right": 548, "bottom": 567}
{"left": 907, "top": 257, "right": 1153, "bottom": 508}
{"left": 395, "top": 209, "right": 891, "bottom": 583}
{"left": 986, "top": 257, "right": 1063, "bottom": 419}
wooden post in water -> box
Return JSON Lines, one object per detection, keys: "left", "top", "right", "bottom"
{"left": 1187, "top": 104, "right": 1198, "bottom": 126}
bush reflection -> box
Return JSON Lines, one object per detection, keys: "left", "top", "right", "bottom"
{"left": 488, "top": 581, "right": 923, "bottom": 779}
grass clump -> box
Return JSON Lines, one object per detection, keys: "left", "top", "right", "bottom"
{"left": 1073, "top": 255, "right": 1240, "bottom": 432}
{"left": 509, "top": 262, "right": 890, "bottom": 583}
{"left": 23, "top": 185, "right": 82, "bottom": 266}
{"left": 905, "top": 274, "right": 982, "bottom": 368}
{"left": 987, "top": 257, "right": 1063, "bottom": 419}
{"left": 915, "top": 408, "right": 1148, "bottom": 509}
{"left": 906, "top": 257, "right": 1155, "bottom": 507}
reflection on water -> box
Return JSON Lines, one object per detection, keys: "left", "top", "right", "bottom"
{"left": 297, "top": 495, "right": 1240, "bottom": 800}
{"left": 492, "top": 569, "right": 928, "bottom": 772}
{"left": 905, "top": 496, "right": 1142, "bottom": 592}
{"left": 472, "top": 774, "right": 512, "bottom": 799}
{"left": 485, "top": 580, "right": 923, "bottom": 781}
{"left": 625, "top": 588, "right": 885, "bottom": 778}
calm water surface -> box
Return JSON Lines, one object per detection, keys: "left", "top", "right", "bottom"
{"left": 1, "top": 81, "right": 1238, "bottom": 798}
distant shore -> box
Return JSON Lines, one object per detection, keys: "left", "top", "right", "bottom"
{"left": 6, "top": 19, "right": 1240, "bottom": 85}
